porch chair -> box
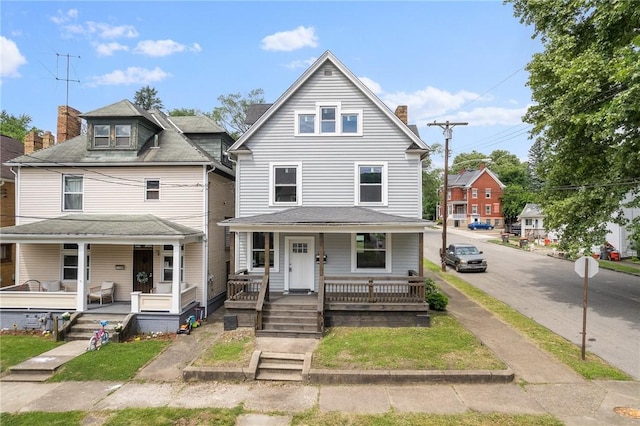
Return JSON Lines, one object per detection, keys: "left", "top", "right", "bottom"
{"left": 87, "top": 281, "right": 115, "bottom": 305}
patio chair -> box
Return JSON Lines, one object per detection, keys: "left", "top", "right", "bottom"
{"left": 87, "top": 281, "right": 115, "bottom": 304}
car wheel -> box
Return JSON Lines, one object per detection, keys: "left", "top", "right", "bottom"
{"left": 455, "top": 263, "right": 461, "bottom": 272}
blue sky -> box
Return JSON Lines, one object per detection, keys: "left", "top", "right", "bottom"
{"left": 1, "top": 1, "right": 541, "bottom": 165}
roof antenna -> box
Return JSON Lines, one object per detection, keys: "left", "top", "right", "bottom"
{"left": 55, "top": 53, "right": 80, "bottom": 142}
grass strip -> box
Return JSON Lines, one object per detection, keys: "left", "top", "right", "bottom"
{"left": 425, "top": 261, "right": 631, "bottom": 380}
{"left": 0, "top": 334, "right": 63, "bottom": 373}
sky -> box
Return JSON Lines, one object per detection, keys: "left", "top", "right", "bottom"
{"left": 0, "top": 1, "right": 542, "bottom": 167}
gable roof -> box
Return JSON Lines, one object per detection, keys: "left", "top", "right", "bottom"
{"left": 81, "top": 99, "right": 158, "bottom": 124}
{"left": 0, "top": 134, "right": 24, "bottom": 180}
{"left": 518, "top": 203, "right": 543, "bottom": 218}
{"left": 447, "top": 167, "right": 506, "bottom": 189}
{"left": 228, "top": 51, "right": 429, "bottom": 154}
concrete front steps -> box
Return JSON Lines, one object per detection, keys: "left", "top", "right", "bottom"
{"left": 255, "top": 301, "right": 322, "bottom": 339}
{"left": 65, "top": 313, "right": 128, "bottom": 342}
{"left": 254, "top": 351, "right": 311, "bottom": 381}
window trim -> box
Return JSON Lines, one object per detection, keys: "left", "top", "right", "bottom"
{"left": 145, "top": 179, "right": 160, "bottom": 201}
{"left": 62, "top": 174, "right": 84, "bottom": 211}
{"left": 115, "top": 124, "right": 132, "bottom": 147}
{"left": 485, "top": 188, "right": 492, "bottom": 198}
{"left": 93, "top": 124, "right": 110, "bottom": 148}
{"left": 472, "top": 188, "right": 478, "bottom": 199}
{"left": 162, "top": 244, "right": 184, "bottom": 282}
{"left": 351, "top": 232, "right": 392, "bottom": 273}
{"left": 294, "top": 102, "right": 362, "bottom": 136}
{"left": 472, "top": 204, "right": 478, "bottom": 214}
{"left": 61, "top": 243, "right": 90, "bottom": 282}
{"left": 355, "top": 162, "right": 388, "bottom": 206}
{"left": 248, "top": 232, "right": 280, "bottom": 273}
{"left": 269, "top": 162, "right": 302, "bottom": 206}
{"left": 485, "top": 204, "right": 491, "bottom": 215}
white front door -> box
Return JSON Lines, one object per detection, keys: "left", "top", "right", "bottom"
{"left": 285, "top": 236, "right": 315, "bottom": 292}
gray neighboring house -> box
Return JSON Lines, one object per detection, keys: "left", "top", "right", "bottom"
{"left": 518, "top": 203, "right": 546, "bottom": 239}
{"left": 0, "top": 100, "right": 235, "bottom": 333}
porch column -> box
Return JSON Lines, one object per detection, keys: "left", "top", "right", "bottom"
{"left": 318, "top": 233, "right": 325, "bottom": 279}
{"left": 264, "top": 232, "right": 270, "bottom": 278}
{"left": 229, "top": 231, "right": 235, "bottom": 274}
{"left": 76, "top": 242, "right": 87, "bottom": 312}
{"left": 171, "top": 243, "right": 181, "bottom": 313}
{"left": 419, "top": 231, "right": 424, "bottom": 277}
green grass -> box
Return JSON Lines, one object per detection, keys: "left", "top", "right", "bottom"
{"left": 597, "top": 259, "right": 640, "bottom": 275}
{"left": 313, "top": 315, "right": 505, "bottom": 370}
{"left": 0, "top": 334, "right": 63, "bottom": 373}
{"left": 193, "top": 328, "right": 254, "bottom": 367}
{"left": 425, "top": 260, "right": 632, "bottom": 380}
{"left": 0, "top": 408, "right": 561, "bottom": 426}
{"left": 49, "top": 338, "right": 171, "bottom": 381}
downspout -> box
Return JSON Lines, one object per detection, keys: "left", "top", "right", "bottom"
{"left": 203, "top": 165, "right": 215, "bottom": 317}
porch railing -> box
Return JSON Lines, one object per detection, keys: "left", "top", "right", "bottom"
{"left": 323, "top": 275, "right": 425, "bottom": 303}
{"left": 255, "top": 275, "right": 270, "bottom": 330}
{"left": 226, "top": 273, "right": 264, "bottom": 301}
{"left": 317, "top": 276, "right": 325, "bottom": 333}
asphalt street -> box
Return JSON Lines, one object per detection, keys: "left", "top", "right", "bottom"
{"left": 424, "top": 226, "right": 640, "bottom": 380}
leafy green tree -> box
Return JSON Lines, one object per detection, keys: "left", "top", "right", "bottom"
{"left": 0, "top": 110, "right": 38, "bottom": 142}
{"left": 510, "top": 0, "right": 640, "bottom": 252}
{"left": 422, "top": 168, "right": 442, "bottom": 220}
{"left": 210, "top": 89, "right": 265, "bottom": 140}
{"left": 133, "top": 86, "right": 164, "bottom": 110}
{"left": 168, "top": 108, "right": 202, "bottom": 116}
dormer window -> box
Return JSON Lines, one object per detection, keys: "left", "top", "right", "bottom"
{"left": 92, "top": 123, "right": 132, "bottom": 148}
{"left": 295, "top": 102, "right": 362, "bottom": 136}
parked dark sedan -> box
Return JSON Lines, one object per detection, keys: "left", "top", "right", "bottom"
{"left": 468, "top": 221, "right": 494, "bottom": 230}
{"left": 444, "top": 243, "right": 487, "bottom": 272}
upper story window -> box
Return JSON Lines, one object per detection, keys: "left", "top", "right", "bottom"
{"left": 447, "top": 189, "right": 451, "bottom": 201}
{"left": 485, "top": 188, "right": 492, "bottom": 198}
{"left": 146, "top": 179, "right": 160, "bottom": 201}
{"left": 485, "top": 204, "right": 491, "bottom": 214}
{"left": 92, "top": 124, "right": 132, "bottom": 148}
{"left": 355, "top": 162, "right": 387, "bottom": 205}
{"left": 63, "top": 175, "right": 83, "bottom": 211}
{"left": 270, "top": 163, "right": 301, "bottom": 206}
{"left": 472, "top": 188, "right": 478, "bottom": 199}
{"left": 295, "top": 102, "right": 362, "bottom": 136}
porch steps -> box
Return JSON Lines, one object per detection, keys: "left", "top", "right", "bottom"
{"left": 256, "top": 301, "right": 322, "bottom": 338}
{"left": 255, "top": 351, "right": 308, "bottom": 381}
{"left": 64, "top": 313, "right": 128, "bottom": 341}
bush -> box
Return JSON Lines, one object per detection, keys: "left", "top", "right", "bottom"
{"left": 424, "top": 277, "right": 449, "bottom": 311}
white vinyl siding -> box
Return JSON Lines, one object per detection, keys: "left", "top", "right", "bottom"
{"left": 236, "top": 68, "right": 421, "bottom": 219}
{"left": 17, "top": 166, "right": 205, "bottom": 231}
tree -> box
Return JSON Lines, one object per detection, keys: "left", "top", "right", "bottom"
{"left": 510, "top": 0, "right": 640, "bottom": 253}
{"left": 210, "top": 89, "right": 265, "bottom": 140}
{"left": 0, "top": 110, "right": 38, "bottom": 142}
{"left": 133, "top": 86, "right": 164, "bottom": 110}
{"left": 168, "top": 108, "right": 202, "bottom": 116}
{"left": 422, "top": 168, "right": 442, "bottom": 220}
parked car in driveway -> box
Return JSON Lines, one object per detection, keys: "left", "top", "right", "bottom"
{"left": 468, "top": 221, "right": 494, "bottom": 230}
{"left": 444, "top": 243, "right": 488, "bottom": 272}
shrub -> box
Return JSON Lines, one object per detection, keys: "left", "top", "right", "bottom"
{"left": 424, "top": 277, "right": 449, "bottom": 311}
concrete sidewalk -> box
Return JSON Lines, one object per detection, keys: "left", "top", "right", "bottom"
{"left": 1, "top": 283, "right": 639, "bottom": 424}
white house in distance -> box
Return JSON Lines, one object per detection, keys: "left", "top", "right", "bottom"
{"left": 0, "top": 101, "right": 235, "bottom": 333}
{"left": 220, "top": 51, "right": 432, "bottom": 335}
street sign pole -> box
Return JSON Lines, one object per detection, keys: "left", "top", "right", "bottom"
{"left": 581, "top": 259, "right": 589, "bottom": 360}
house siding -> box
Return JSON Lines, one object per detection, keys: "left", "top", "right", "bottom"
{"left": 236, "top": 67, "right": 422, "bottom": 219}
{"left": 17, "top": 166, "right": 205, "bottom": 230}
{"left": 207, "top": 172, "right": 235, "bottom": 298}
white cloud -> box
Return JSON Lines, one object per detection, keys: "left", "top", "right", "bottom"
{"left": 358, "top": 76, "right": 382, "bottom": 95}
{"left": 50, "top": 9, "right": 78, "bottom": 25}
{"left": 383, "top": 86, "right": 479, "bottom": 118}
{"left": 87, "top": 66, "right": 171, "bottom": 86}
{"left": 133, "top": 40, "right": 200, "bottom": 57}
{"left": 95, "top": 42, "right": 128, "bottom": 57}
{"left": 0, "top": 36, "right": 27, "bottom": 78}
{"left": 59, "top": 20, "right": 138, "bottom": 39}
{"left": 284, "top": 57, "right": 316, "bottom": 69}
{"left": 452, "top": 106, "right": 529, "bottom": 126}
{"left": 261, "top": 26, "right": 318, "bottom": 52}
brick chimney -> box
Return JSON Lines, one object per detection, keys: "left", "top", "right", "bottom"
{"left": 394, "top": 105, "right": 408, "bottom": 125}
{"left": 24, "top": 131, "right": 43, "bottom": 155}
{"left": 57, "top": 105, "right": 82, "bottom": 142}
{"left": 42, "top": 131, "right": 55, "bottom": 149}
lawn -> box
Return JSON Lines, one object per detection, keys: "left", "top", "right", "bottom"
{"left": 0, "top": 333, "right": 64, "bottom": 373}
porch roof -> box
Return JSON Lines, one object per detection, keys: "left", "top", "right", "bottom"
{"left": 219, "top": 207, "right": 429, "bottom": 233}
{"left": 0, "top": 214, "right": 204, "bottom": 244}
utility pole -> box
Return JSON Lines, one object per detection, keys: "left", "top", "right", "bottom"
{"left": 428, "top": 120, "right": 468, "bottom": 271}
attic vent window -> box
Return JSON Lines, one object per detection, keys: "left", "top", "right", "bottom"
{"left": 324, "top": 68, "right": 332, "bottom": 76}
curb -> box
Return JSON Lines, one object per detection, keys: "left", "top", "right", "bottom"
{"left": 183, "top": 366, "right": 514, "bottom": 384}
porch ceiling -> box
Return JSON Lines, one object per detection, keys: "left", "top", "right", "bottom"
{"left": 219, "top": 207, "right": 429, "bottom": 233}
{"left": 0, "top": 214, "right": 204, "bottom": 244}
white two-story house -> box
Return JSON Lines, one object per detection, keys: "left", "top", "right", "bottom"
{"left": 0, "top": 100, "right": 235, "bottom": 333}
{"left": 220, "top": 51, "right": 431, "bottom": 335}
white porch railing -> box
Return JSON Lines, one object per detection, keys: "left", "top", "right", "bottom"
{"left": 451, "top": 214, "right": 467, "bottom": 220}
{"left": 131, "top": 285, "right": 197, "bottom": 313}
{"left": 0, "top": 288, "right": 77, "bottom": 309}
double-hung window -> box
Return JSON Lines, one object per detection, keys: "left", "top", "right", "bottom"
{"left": 250, "top": 232, "right": 278, "bottom": 271}
{"left": 62, "top": 243, "right": 90, "bottom": 281}
{"left": 93, "top": 124, "right": 132, "bottom": 148}
{"left": 270, "top": 163, "right": 301, "bottom": 205}
{"left": 485, "top": 204, "right": 491, "bottom": 215}
{"left": 485, "top": 188, "right": 492, "bottom": 198}
{"left": 162, "top": 245, "right": 184, "bottom": 282}
{"left": 352, "top": 233, "right": 390, "bottom": 272}
{"left": 295, "top": 102, "right": 362, "bottom": 136}
{"left": 472, "top": 188, "right": 478, "bottom": 199}
{"left": 63, "top": 175, "right": 83, "bottom": 211}
{"left": 146, "top": 179, "right": 160, "bottom": 201}
{"left": 94, "top": 125, "right": 110, "bottom": 147}
{"left": 115, "top": 125, "right": 131, "bottom": 147}
{"left": 355, "top": 162, "right": 387, "bottom": 205}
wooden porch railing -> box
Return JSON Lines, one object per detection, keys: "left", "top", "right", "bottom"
{"left": 317, "top": 276, "right": 326, "bottom": 333}
{"left": 323, "top": 275, "right": 425, "bottom": 303}
{"left": 226, "top": 273, "right": 263, "bottom": 301}
{"left": 255, "top": 275, "right": 270, "bottom": 330}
